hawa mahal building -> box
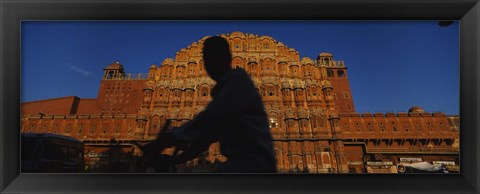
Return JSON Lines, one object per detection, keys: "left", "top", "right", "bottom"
{"left": 21, "top": 32, "right": 460, "bottom": 173}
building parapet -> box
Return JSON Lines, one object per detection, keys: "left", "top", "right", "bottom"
{"left": 350, "top": 112, "right": 361, "bottom": 117}
{"left": 433, "top": 112, "right": 446, "bottom": 117}
{"left": 420, "top": 113, "right": 433, "bottom": 117}
{"left": 127, "top": 114, "right": 137, "bottom": 119}
{"left": 101, "top": 115, "right": 113, "bottom": 119}
{"left": 114, "top": 114, "right": 126, "bottom": 119}
{"left": 42, "top": 115, "right": 53, "bottom": 119}
{"left": 90, "top": 115, "right": 101, "bottom": 119}
{"left": 25, "top": 114, "right": 142, "bottom": 120}
{"left": 102, "top": 73, "right": 149, "bottom": 80}
{"left": 385, "top": 112, "right": 396, "bottom": 117}
{"left": 409, "top": 112, "right": 422, "bottom": 117}
{"left": 338, "top": 111, "right": 450, "bottom": 118}
{"left": 66, "top": 115, "right": 77, "bottom": 119}
{"left": 54, "top": 115, "right": 66, "bottom": 119}
{"left": 318, "top": 60, "right": 345, "bottom": 68}
{"left": 78, "top": 115, "right": 90, "bottom": 119}
{"left": 362, "top": 112, "right": 373, "bottom": 117}
{"left": 29, "top": 114, "right": 43, "bottom": 119}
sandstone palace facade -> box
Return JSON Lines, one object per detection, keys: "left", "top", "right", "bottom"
{"left": 21, "top": 32, "right": 460, "bottom": 173}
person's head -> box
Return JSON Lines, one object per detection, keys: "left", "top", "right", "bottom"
{"left": 202, "top": 36, "right": 232, "bottom": 81}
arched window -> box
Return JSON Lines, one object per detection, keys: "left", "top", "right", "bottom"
{"left": 266, "top": 84, "right": 275, "bottom": 96}
{"left": 269, "top": 115, "right": 279, "bottom": 128}
{"left": 174, "top": 90, "right": 180, "bottom": 98}
{"left": 300, "top": 119, "right": 309, "bottom": 128}
{"left": 200, "top": 85, "right": 209, "bottom": 97}
{"left": 317, "top": 116, "right": 326, "bottom": 127}
{"left": 287, "top": 119, "right": 295, "bottom": 128}
{"left": 311, "top": 87, "right": 318, "bottom": 96}
{"left": 149, "top": 116, "right": 161, "bottom": 136}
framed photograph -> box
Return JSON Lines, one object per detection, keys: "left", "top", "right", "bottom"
{"left": 1, "top": 0, "right": 479, "bottom": 193}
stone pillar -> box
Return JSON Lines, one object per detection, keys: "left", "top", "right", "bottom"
{"left": 135, "top": 116, "right": 147, "bottom": 140}
{"left": 333, "top": 140, "right": 349, "bottom": 173}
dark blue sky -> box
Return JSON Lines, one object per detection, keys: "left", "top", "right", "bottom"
{"left": 21, "top": 21, "right": 459, "bottom": 115}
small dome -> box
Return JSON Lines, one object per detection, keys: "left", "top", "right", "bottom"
{"left": 281, "top": 80, "right": 291, "bottom": 89}
{"left": 162, "top": 58, "right": 174, "bottom": 66}
{"left": 229, "top": 31, "right": 246, "bottom": 38}
{"left": 105, "top": 61, "right": 124, "bottom": 70}
{"left": 321, "top": 80, "right": 332, "bottom": 89}
{"left": 301, "top": 57, "right": 314, "bottom": 65}
{"left": 150, "top": 64, "right": 158, "bottom": 69}
{"left": 248, "top": 57, "right": 257, "bottom": 64}
{"left": 176, "top": 63, "right": 186, "bottom": 68}
{"left": 259, "top": 35, "right": 273, "bottom": 40}
{"left": 408, "top": 106, "right": 425, "bottom": 113}
{"left": 289, "top": 62, "right": 298, "bottom": 67}
{"left": 318, "top": 52, "right": 333, "bottom": 57}
{"left": 293, "top": 80, "right": 303, "bottom": 89}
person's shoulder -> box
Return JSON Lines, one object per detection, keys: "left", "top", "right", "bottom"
{"left": 232, "top": 68, "right": 257, "bottom": 88}
{"left": 232, "top": 68, "right": 250, "bottom": 78}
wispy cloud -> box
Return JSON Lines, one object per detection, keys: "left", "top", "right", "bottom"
{"left": 61, "top": 63, "right": 92, "bottom": 76}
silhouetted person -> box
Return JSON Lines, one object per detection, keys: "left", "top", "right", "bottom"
{"left": 169, "top": 36, "right": 277, "bottom": 173}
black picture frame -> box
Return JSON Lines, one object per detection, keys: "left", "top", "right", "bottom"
{"left": 1, "top": 0, "right": 479, "bottom": 193}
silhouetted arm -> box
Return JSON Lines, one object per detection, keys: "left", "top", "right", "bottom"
{"left": 174, "top": 135, "right": 216, "bottom": 164}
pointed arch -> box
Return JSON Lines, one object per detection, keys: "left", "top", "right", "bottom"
{"left": 262, "top": 83, "right": 277, "bottom": 97}
{"left": 198, "top": 84, "right": 211, "bottom": 97}
{"left": 148, "top": 115, "right": 162, "bottom": 136}
{"left": 232, "top": 56, "right": 245, "bottom": 69}
{"left": 268, "top": 111, "right": 280, "bottom": 128}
